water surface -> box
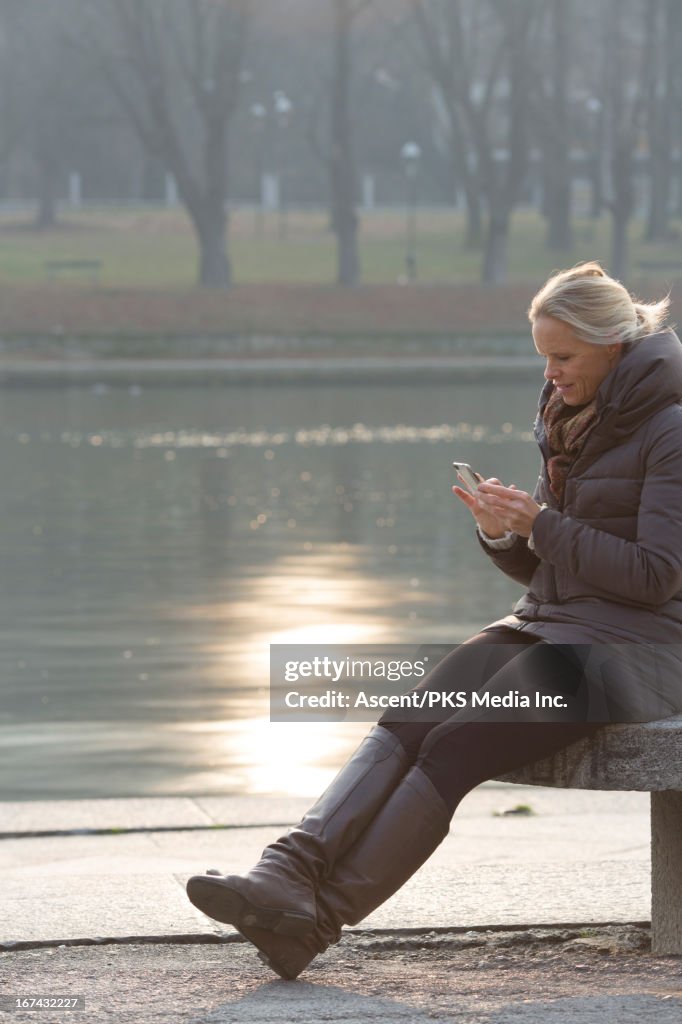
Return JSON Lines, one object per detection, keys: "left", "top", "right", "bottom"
{"left": 0, "top": 374, "right": 543, "bottom": 799}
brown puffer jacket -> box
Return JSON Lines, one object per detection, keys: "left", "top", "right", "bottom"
{"left": 479, "top": 327, "right": 682, "bottom": 721}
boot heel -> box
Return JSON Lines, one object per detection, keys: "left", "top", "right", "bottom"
{"left": 255, "top": 950, "right": 285, "bottom": 978}
{"left": 240, "top": 922, "right": 326, "bottom": 980}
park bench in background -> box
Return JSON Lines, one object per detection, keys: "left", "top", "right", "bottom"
{"left": 44, "top": 259, "right": 102, "bottom": 283}
{"left": 495, "top": 713, "right": 682, "bottom": 955}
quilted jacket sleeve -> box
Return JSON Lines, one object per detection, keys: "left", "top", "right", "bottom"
{"left": 530, "top": 416, "right": 682, "bottom": 606}
{"left": 475, "top": 469, "right": 543, "bottom": 587}
{"left": 476, "top": 529, "right": 541, "bottom": 587}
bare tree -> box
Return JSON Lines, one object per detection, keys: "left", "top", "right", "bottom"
{"left": 408, "top": 0, "right": 484, "bottom": 247}
{"left": 642, "top": 0, "right": 680, "bottom": 242}
{"left": 479, "top": 0, "right": 541, "bottom": 283}
{"left": 409, "top": 0, "right": 541, "bottom": 284}
{"left": 0, "top": 0, "right": 76, "bottom": 226}
{"left": 303, "top": 1, "right": 373, "bottom": 286}
{"left": 22, "top": 6, "right": 85, "bottom": 227}
{"left": 80, "top": 0, "right": 250, "bottom": 287}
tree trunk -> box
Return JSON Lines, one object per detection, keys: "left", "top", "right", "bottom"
{"left": 461, "top": 164, "right": 483, "bottom": 247}
{"left": 482, "top": 207, "right": 510, "bottom": 285}
{"left": 35, "top": 160, "right": 58, "bottom": 229}
{"left": 335, "top": 204, "right": 359, "bottom": 286}
{"left": 610, "top": 139, "right": 634, "bottom": 281}
{"left": 610, "top": 210, "right": 629, "bottom": 282}
{"left": 589, "top": 147, "right": 604, "bottom": 220}
{"left": 330, "top": 0, "right": 360, "bottom": 287}
{"left": 645, "top": 140, "right": 672, "bottom": 243}
{"left": 545, "top": 165, "right": 573, "bottom": 250}
{"left": 478, "top": 1, "right": 534, "bottom": 284}
{"left": 196, "top": 208, "right": 231, "bottom": 288}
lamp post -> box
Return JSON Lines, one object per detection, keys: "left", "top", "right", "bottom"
{"left": 273, "top": 90, "right": 293, "bottom": 241}
{"left": 400, "top": 142, "right": 421, "bottom": 282}
{"left": 250, "top": 102, "right": 267, "bottom": 237}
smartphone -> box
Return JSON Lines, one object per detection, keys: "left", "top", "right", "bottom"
{"left": 452, "top": 461, "right": 482, "bottom": 494}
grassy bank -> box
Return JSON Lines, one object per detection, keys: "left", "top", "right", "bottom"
{"left": 0, "top": 281, "right": 539, "bottom": 342}
{"left": 0, "top": 206, "right": 679, "bottom": 341}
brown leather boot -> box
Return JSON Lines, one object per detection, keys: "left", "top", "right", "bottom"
{"left": 231, "top": 766, "right": 451, "bottom": 980}
{"left": 315, "top": 765, "right": 451, "bottom": 928}
{"left": 185, "top": 725, "right": 409, "bottom": 937}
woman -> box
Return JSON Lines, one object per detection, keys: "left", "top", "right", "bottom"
{"left": 186, "top": 262, "right": 682, "bottom": 979}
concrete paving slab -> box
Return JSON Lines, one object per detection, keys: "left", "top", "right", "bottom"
{"left": 0, "top": 787, "right": 654, "bottom": 943}
{"left": 456, "top": 784, "right": 650, "bottom": 818}
{"left": 0, "top": 798, "right": 215, "bottom": 835}
{"left": 371, "top": 860, "right": 650, "bottom": 929}
{"left": 1, "top": 874, "right": 202, "bottom": 944}
{"left": 153, "top": 816, "right": 650, "bottom": 873}
{"left": 4, "top": 858, "right": 651, "bottom": 943}
{"left": 1, "top": 835, "right": 650, "bottom": 942}
{"left": 198, "top": 784, "right": 651, "bottom": 825}
{"left": 0, "top": 796, "right": 317, "bottom": 835}
{"left": 0, "top": 784, "right": 651, "bottom": 835}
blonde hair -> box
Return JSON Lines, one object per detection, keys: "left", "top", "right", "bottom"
{"left": 528, "top": 261, "right": 673, "bottom": 345}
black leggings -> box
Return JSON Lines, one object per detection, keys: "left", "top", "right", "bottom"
{"left": 378, "top": 628, "right": 602, "bottom": 816}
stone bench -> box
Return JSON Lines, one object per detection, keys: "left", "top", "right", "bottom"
{"left": 495, "top": 713, "right": 682, "bottom": 954}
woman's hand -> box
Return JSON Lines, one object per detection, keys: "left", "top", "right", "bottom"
{"left": 475, "top": 481, "right": 543, "bottom": 538}
{"left": 452, "top": 475, "right": 515, "bottom": 539}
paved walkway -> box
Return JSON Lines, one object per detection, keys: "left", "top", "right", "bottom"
{"left": 0, "top": 784, "right": 652, "bottom": 945}
{"left": 2, "top": 784, "right": 678, "bottom": 1022}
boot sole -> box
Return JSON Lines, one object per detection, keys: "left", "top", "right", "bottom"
{"left": 186, "top": 875, "right": 315, "bottom": 937}
{"left": 237, "top": 920, "right": 314, "bottom": 981}
{"left": 255, "top": 948, "right": 295, "bottom": 981}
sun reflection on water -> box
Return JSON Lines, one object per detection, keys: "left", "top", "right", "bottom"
{"left": 230, "top": 717, "right": 364, "bottom": 797}
{"left": 172, "top": 547, "right": 405, "bottom": 796}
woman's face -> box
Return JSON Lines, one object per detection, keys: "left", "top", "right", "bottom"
{"left": 532, "top": 315, "right": 622, "bottom": 406}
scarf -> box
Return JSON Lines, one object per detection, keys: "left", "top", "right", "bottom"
{"left": 542, "top": 388, "right": 600, "bottom": 503}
